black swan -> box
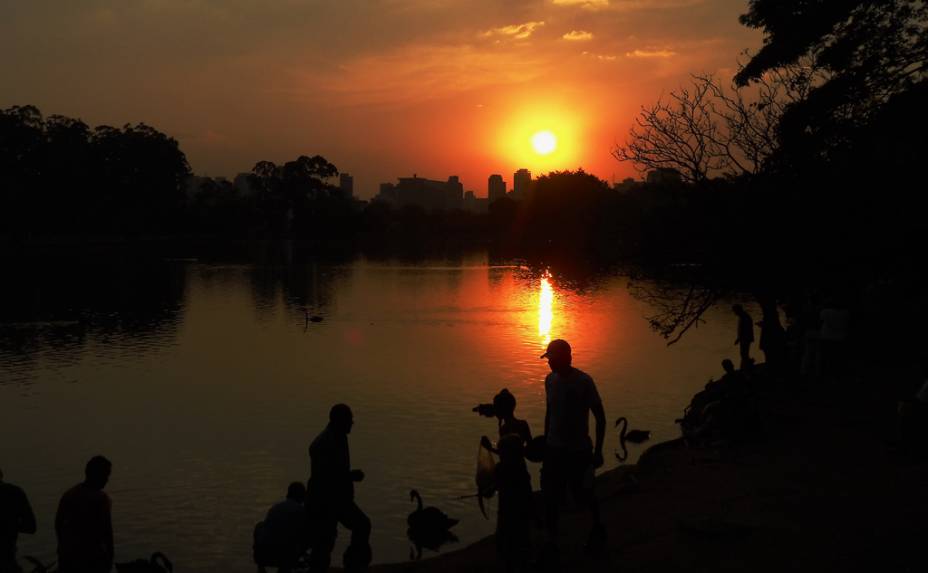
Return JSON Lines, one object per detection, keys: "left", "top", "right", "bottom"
{"left": 407, "top": 489, "right": 459, "bottom": 532}
{"left": 615, "top": 417, "right": 651, "bottom": 443}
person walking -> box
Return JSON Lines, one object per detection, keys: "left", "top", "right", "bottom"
{"left": 306, "top": 404, "right": 371, "bottom": 573}
{"left": 56, "top": 456, "right": 114, "bottom": 573}
{"left": 539, "top": 339, "right": 607, "bottom": 562}
{"left": 0, "top": 469, "right": 37, "bottom": 573}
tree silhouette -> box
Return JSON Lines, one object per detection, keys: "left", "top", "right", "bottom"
{"left": 247, "top": 155, "right": 341, "bottom": 238}
{"left": 736, "top": 0, "right": 928, "bottom": 173}
{"left": 613, "top": 63, "right": 819, "bottom": 183}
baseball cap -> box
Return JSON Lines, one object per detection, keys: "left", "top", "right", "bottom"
{"left": 540, "top": 338, "right": 571, "bottom": 359}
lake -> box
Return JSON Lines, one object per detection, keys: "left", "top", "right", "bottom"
{"left": 1, "top": 249, "right": 743, "bottom": 571}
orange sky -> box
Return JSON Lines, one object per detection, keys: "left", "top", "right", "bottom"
{"left": 1, "top": 0, "right": 761, "bottom": 198}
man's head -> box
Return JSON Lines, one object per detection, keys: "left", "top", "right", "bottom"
{"left": 329, "top": 403, "right": 354, "bottom": 435}
{"left": 541, "top": 339, "right": 572, "bottom": 373}
{"left": 492, "top": 389, "right": 516, "bottom": 420}
{"left": 84, "top": 455, "right": 112, "bottom": 490}
{"left": 722, "top": 359, "right": 735, "bottom": 374}
{"left": 287, "top": 481, "right": 306, "bottom": 502}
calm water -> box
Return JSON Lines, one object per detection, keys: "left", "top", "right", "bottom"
{"left": 1, "top": 252, "right": 741, "bottom": 571}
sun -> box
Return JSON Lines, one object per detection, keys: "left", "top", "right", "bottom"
{"left": 531, "top": 130, "right": 557, "bottom": 155}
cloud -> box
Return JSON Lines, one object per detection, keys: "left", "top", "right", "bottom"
{"left": 302, "top": 42, "right": 549, "bottom": 106}
{"left": 625, "top": 48, "right": 677, "bottom": 58}
{"left": 552, "top": 0, "right": 610, "bottom": 8}
{"left": 610, "top": 0, "right": 705, "bottom": 9}
{"left": 553, "top": 0, "right": 706, "bottom": 11}
{"left": 562, "top": 30, "right": 594, "bottom": 41}
{"left": 483, "top": 21, "right": 546, "bottom": 40}
{"left": 582, "top": 51, "right": 618, "bottom": 62}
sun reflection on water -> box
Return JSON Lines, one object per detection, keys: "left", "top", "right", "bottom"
{"left": 539, "top": 271, "right": 554, "bottom": 345}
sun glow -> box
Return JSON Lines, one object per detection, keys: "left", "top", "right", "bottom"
{"left": 531, "top": 130, "right": 557, "bottom": 155}
{"left": 539, "top": 272, "right": 554, "bottom": 344}
{"left": 494, "top": 100, "right": 586, "bottom": 173}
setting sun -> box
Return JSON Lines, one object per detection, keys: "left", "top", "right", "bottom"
{"left": 531, "top": 130, "right": 557, "bottom": 155}
{"left": 494, "top": 100, "right": 587, "bottom": 173}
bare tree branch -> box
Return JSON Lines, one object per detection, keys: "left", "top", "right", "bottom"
{"left": 614, "top": 57, "right": 822, "bottom": 182}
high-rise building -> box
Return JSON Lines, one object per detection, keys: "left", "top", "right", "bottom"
{"left": 464, "top": 190, "right": 477, "bottom": 212}
{"left": 374, "top": 174, "right": 463, "bottom": 211}
{"left": 488, "top": 174, "right": 507, "bottom": 204}
{"left": 512, "top": 168, "right": 532, "bottom": 200}
{"left": 339, "top": 173, "right": 354, "bottom": 197}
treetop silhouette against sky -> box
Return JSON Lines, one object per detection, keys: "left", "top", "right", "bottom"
{"left": 0, "top": 0, "right": 760, "bottom": 198}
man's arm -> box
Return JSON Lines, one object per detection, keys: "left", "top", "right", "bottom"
{"left": 102, "top": 497, "right": 114, "bottom": 566}
{"left": 54, "top": 494, "right": 65, "bottom": 541}
{"left": 19, "top": 489, "right": 37, "bottom": 534}
{"left": 591, "top": 400, "right": 606, "bottom": 467}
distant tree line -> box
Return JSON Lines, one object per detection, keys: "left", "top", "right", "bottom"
{"left": 1, "top": 105, "right": 191, "bottom": 237}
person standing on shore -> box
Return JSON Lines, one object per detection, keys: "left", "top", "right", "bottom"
{"left": 757, "top": 298, "right": 787, "bottom": 373}
{"left": 494, "top": 434, "right": 534, "bottom": 573}
{"left": 0, "top": 468, "right": 37, "bottom": 573}
{"left": 733, "top": 305, "right": 755, "bottom": 369}
{"left": 55, "top": 456, "right": 114, "bottom": 573}
{"left": 540, "top": 339, "right": 607, "bottom": 561}
{"left": 306, "top": 404, "right": 371, "bottom": 573}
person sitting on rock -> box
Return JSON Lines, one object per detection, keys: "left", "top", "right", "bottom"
{"left": 254, "top": 482, "right": 310, "bottom": 573}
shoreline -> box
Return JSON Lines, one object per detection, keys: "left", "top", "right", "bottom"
{"left": 366, "top": 377, "right": 928, "bottom": 572}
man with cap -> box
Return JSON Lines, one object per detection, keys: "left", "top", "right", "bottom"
{"left": 540, "top": 339, "right": 607, "bottom": 557}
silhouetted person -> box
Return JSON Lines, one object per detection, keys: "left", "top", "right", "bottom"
{"left": 306, "top": 404, "right": 371, "bottom": 573}
{"left": 494, "top": 435, "right": 534, "bottom": 573}
{"left": 56, "top": 456, "right": 113, "bottom": 573}
{"left": 704, "top": 359, "right": 745, "bottom": 396}
{"left": 757, "top": 298, "right": 787, "bottom": 372}
{"left": 797, "top": 292, "right": 823, "bottom": 379}
{"left": 540, "top": 339, "right": 607, "bottom": 560}
{"left": 0, "top": 469, "right": 36, "bottom": 573}
{"left": 733, "top": 305, "right": 754, "bottom": 369}
{"left": 818, "top": 299, "right": 850, "bottom": 383}
{"left": 681, "top": 359, "right": 746, "bottom": 443}
{"left": 480, "top": 389, "right": 533, "bottom": 454}
{"left": 255, "top": 482, "right": 309, "bottom": 573}
{"left": 897, "top": 372, "right": 928, "bottom": 454}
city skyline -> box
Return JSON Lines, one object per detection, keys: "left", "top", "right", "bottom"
{"left": 1, "top": 1, "right": 761, "bottom": 200}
